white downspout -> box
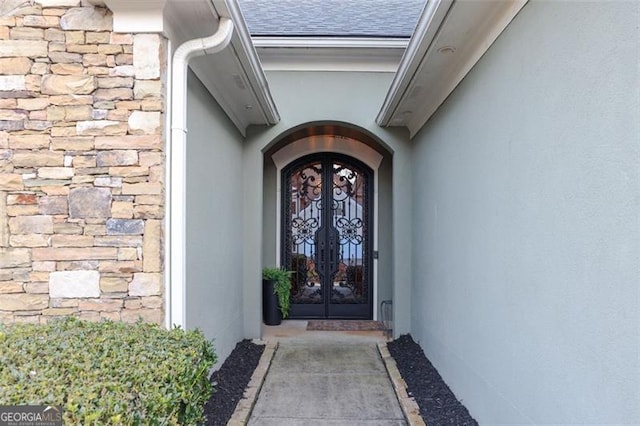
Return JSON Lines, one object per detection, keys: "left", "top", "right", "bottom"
{"left": 168, "top": 18, "right": 234, "bottom": 329}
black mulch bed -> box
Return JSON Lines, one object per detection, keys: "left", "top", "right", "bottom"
{"left": 203, "top": 339, "right": 265, "bottom": 426}
{"left": 202, "top": 335, "right": 475, "bottom": 425}
{"left": 388, "top": 334, "right": 478, "bottom": 425}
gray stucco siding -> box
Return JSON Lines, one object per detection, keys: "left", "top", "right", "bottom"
{"left": 409, "top": 1, "right": 639, "bottom": 424}
{"left": 186, "top": 70, "right": 246, "bottom": 366}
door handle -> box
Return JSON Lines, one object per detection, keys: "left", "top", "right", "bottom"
{"left": 316, "top": 237, "right": 325, "bottom": 270}
{"left": 329, "top": 239, "right": 336, "bottom": 267}
{"left": 328, "top": 228, "right": 339, "bottom": 273}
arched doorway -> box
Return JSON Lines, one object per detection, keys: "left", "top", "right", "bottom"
{"left": 265, "top": 123, "right": 393, "bottom": 323}
{"left": 282, "top": 153, "right": 373, "bottom": 319}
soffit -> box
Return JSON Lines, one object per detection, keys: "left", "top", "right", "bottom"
{"left": 169, "top": 0, "right": 279, "bottom": 132}
{"left": 91, "top": 0, "right": 279, "bottom": 134}
{"left": 94, "top": 0, "right": 529, "bottom": 138}
{"left": 377, "top": 0, "right": 528, "bottom": 138}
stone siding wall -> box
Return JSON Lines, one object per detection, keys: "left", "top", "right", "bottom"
{"left": 0, "top": 1, "right": 165, "bottom": 324}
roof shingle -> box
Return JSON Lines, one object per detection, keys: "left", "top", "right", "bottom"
{"left": 238, "top": 0, "right": 426, "bottom": 38}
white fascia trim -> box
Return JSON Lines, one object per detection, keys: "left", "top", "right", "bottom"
{"left": 404, "top": 0, "right": 528, "bottom": 137}
{"left": 213, "top": 0, "right": 280, "bottom": 125}
{"left": 254, "top": 38, "right": 408, "bottom": 72}
{"left": 376, "top": 0, "right": 453, "bottom": 126}
{"left": 257, "top": 49, "right": 405, "bottom": 73}
{"left": 252, "top": 37, "right": 409, "bottom": 49}
{"left": 169, "top": 17, "right": 234, "bottom": 330}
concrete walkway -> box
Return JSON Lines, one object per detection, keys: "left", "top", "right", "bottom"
{"left": 247, "top": 322, "right": 407, "bottom": 425}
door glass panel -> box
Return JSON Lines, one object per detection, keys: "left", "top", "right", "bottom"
{"left": 330, "top": 161, "right": 368, "bottom": 305}
{"left": 287, "top": 161, "right": 323, "bottom": 304}
{"left": 283, "top": 153, "right": 372, "bottom": 318}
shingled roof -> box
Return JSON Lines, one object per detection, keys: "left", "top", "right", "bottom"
{"left": 238, "top": 0, "right": 426, "bottom": 38}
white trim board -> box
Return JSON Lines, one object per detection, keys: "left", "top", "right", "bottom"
{"left": 254, "top": 37, "right": 408, "bottom": 73}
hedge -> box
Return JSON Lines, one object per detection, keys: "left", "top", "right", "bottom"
{"left": 0, "top": 317, "right": 216, "bottom": 425}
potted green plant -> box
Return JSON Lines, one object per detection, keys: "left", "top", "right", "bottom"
{"left": 262, "top": 267, "right": 292, "bottom": 325}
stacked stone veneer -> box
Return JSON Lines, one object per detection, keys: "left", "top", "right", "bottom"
{"left": 0, "top": 1, "right": 166, "bottom": 324}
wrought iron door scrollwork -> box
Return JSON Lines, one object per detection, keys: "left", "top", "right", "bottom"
{"left": 336, "top": 217, "right": 363, "bottom": 244}
{"left": 291, "top": 217, "right": 318, "bottom": 244}
{"left": 282, "top": 154, "right": 373, "bottom": 317}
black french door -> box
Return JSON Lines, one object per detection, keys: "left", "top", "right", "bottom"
{"left": 282, "top": 153, "right": 373, "bottom": 319}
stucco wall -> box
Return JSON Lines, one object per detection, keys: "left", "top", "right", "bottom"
{"left": 185, "top": 71, "right": 244, "bottom": 364}
{"left": 376, "top": 155, "right": 393, "bottom": 317}
{"left": 245, "top": 71, "right": 412, "bottom": 338}
{"left": 261, "top": 156, "right": 276, "bottom": 268}
{"left": 410, "top": 1, "right": 639, "bottom": 423}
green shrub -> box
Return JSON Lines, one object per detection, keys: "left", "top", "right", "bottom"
{"left": 0, "top": 317, "right": 216, "bottom": 425}
{"left": 262, "top": 267, "right": 293, "bottom": 318}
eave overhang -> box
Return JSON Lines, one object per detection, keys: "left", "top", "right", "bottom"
{"left": 194, "top": 0, "right": 280, "bottom": 133}
{"left": 89, "top": 0, "right": 279, "bottom": 135}
{"left": 377, "top": 0, "right": 528, "bottom": 138}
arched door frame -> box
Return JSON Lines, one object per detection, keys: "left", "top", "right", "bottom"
{"left": 271, "top": 134, "right": 383, "bottom": 319}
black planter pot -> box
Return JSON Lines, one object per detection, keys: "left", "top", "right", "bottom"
{"left": 262, "top": 279, "right": 282, "bottom": 326}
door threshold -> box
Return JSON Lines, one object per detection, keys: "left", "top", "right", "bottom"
{"left": 261, "top": 320, "right": 389, "bottom": 342}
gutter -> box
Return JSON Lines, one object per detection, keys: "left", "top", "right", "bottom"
{"left": 213, "top": 0, "right": 280, "bottom": 125}
{"left": 167, "top": 17, "right": 234, "bottom": 329}
{"left": 376, "top": 0, "right": 453, "bottom": 126}
{"left": 376, "top": 0, "right": 528, "bottom": 133}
